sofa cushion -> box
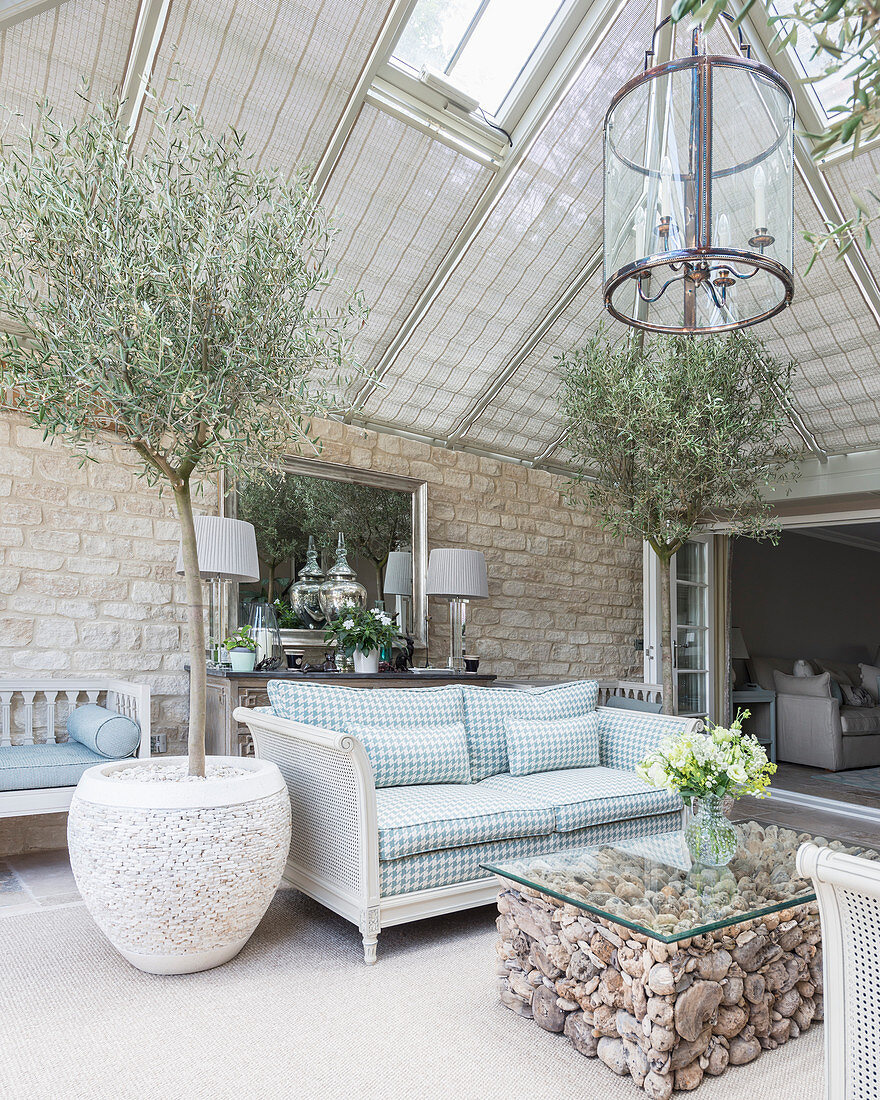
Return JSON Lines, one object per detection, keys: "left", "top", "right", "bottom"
{"left": 67, "top": 703, "right": 140, "bottom": 759}
{"left": 0, "top": 742, "right": 108, "bottom": 791}
{"left": 773, "top": 670, "right": 832, "bottom": 698}
{"left": 597, "top": 708, "right": 691, "bottom": 770}
{"left": 815, "top": 661, "right": 856, "bottom": 686}
{"left": 266, "top": 680, "right": 464, "bottom": 732}
{"left": 751, "top": 656, "right": 793, "bottom": 691}
{"left": 346, "top": 722, "right": 470, "bottom": 787}
{"left": 375, "top": 782, "right": 554, "bottom": 860}
{"left": 504, "top": 713, "right": 600, "bottom": 776}
{"left": 480, "top": 766, "right": 682, "bottom": 832}
{"left": 461, "top": 680, "right": 599, "bottom": 781}
{"left": 840, "top": 707, "right": 880, "bottom": 736}
{"left": 378, "top": 808, "right": 684, "bottom": 896}
{"left": 859, "top": 663, "right": 880, "bottom": 703}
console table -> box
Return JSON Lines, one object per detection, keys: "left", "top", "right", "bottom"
{"left": 201, "top": 668, "right": 497, "bottom": 757}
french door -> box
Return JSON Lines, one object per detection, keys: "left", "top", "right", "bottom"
{"left": 671, "top": 536, "right": 714, "bottom": 719}
{"left": 643, "top": 535, "right": 717, "bottom": 718}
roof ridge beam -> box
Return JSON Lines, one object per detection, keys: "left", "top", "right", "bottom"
{"left": 347, "top": 0, "right": 635, "bottom": 415}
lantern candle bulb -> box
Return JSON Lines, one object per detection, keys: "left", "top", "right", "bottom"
{"left": 660, "top": 155, "right": 673, "bottom": 220}
{"left": 753, "top": 166, "right": 766, "bottom": 231}
{"left": 716, "top": 212, "right": 731, "bottom": 248}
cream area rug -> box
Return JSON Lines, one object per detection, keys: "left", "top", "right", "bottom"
{"left": 0, "top": 890, "right": 824, "bottom": 1100}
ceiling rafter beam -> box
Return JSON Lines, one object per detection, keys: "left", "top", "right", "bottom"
{"left": 311, "top": 0, "right": 421, "bottom": 199}
{"left": 0, "top": 0, "right": 66, "bottom": 32}
{"left": 445, "top": 249, "right": 604, "bottom": 445}
{"left": 118, "top": 0, "right": 173, "bottom": 136}
{"left": 343, "top": 413, "right": 575, "bottom": 477}
{"left": 347, "top": 0, "right": 635, "bottom": 416}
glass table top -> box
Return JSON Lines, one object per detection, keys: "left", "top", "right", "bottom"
{"left": 482, "top": 820, "right": 878, "bottom": 943}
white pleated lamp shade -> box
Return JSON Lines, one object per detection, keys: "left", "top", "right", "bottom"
{"left": 384, "top": 551, "right": 413, "bottom": 596}
{"left": 175, "top": 516, "right": 260, "bottom": 582}
{"left": 729, "top": 627, "right": 750, "bottom": 660}
{"left": 425, "top": 548, "right": 488, "bottom": 599}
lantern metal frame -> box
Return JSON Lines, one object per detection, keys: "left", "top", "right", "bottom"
{"left": 602, "top": 16, "right": 795, "bottom": 334}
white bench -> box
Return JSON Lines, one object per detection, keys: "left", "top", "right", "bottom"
{"left": 0, "top": 679, "right": 151, "bottom": 818}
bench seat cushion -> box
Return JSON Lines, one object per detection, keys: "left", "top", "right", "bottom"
{"left": 0, "top": 742, "right": 108, "bottom": 791}
{"left": 376, "top": 782, "right": 554, "bottom": 860}
{"left": 378, "top": 808, "right": 684, "bottom": 896}
{"left": 479, "top": 766, "right": 682, "bottom": 832}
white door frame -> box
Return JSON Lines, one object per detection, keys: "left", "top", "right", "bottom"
{"left": 643, "top": 535, "right": 716, "bottom": 719}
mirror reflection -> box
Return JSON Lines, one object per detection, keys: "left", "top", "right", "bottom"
{"left": 237, "top": 471, "right": 415, "bottom": 636}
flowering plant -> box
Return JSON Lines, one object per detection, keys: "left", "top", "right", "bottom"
{"left": 324, "top": 605, "right": 400, "bottom": 656}
{"left": 636, "top": 710, "right": 776, "bottom": 804}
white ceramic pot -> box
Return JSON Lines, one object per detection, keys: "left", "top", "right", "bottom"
{"left": 229, "top": 648, "right": 256, "bottom": 672}
{"left": 353, "top": 648, "right": 380, "bottom": 674}
{"left": 68, "top": 756, "right": 291, "bottom": 975}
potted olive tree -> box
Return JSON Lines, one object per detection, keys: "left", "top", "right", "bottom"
{"left": 559, "top": 330, "right": 802, "bottom": 714}
{"left": 0, "top": 98, "right": 363, "bottom": 973}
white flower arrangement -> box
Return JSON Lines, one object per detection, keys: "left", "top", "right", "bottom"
{"left": 636, "top": 710, "right": 776, "bottom": 804}
{"left": 325, "top": 604, "right": 400, "bottom": 656}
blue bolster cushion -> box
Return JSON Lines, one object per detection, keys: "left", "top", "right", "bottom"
{"left": 67, "top": 703, "right": 141, "bottom": 759}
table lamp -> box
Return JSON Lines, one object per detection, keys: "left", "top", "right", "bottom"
{"left": 730, "top": 627, "right": 752, "bottom": 687}
{"left": 425, "top": 548, "right": 488, "bottom": 671}
{"left": 383, "top": 551, "right": 413, "bottom": 634}
{"left": 176, "top": 516, "right": 260, "bottom": 665}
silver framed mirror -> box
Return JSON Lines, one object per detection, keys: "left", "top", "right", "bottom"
{"left": 224, "top": 456, "right": 428, "bottom": 647}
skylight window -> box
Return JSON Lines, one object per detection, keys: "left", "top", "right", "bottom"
{"left": 771, "top": 0, "right": 856, "bottom": 121}
{"left": 393, "top": 0, "right": 566, "bottom": 117}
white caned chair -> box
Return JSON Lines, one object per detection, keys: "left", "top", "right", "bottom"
{"left": 0, "top": 679, "right": 151, "bottom": 819}
{"left": 797, "top": 841, "right": 880, "bottom": 1100}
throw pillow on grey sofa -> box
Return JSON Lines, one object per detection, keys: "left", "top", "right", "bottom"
{"left": 792, "top": 659, "right": 815, "bottom": 677}
{"left": 859, "top": 662, "right": 880, "bottom": 703}
{"left": 773, "top": 669, "right": 832, "bottom": 698}
{"left": 842, "top": 684, "right": 875, "bottom": 708}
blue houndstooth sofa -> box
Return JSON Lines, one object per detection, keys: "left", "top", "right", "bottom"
{"left": 234, "top": 680, "right": 697, "bottom": 963}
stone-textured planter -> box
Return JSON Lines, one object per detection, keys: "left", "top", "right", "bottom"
{"left": 495, "top": 886, "right": 822, "bottom": 1097}
{"left": 68, "top": 756, "right": 291, "bottom": 975}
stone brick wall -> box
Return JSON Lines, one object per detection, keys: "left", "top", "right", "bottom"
{"left": 0, "top": 411, "right": 644, "bottom": 855}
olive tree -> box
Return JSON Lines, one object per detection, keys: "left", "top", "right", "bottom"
{"left": 238, "top": 474, "right": 309, "bottom": 603}
{"left": 0, "top": 98, "right": 363, "bottom": 774}
{"left": 671, "top": 0, "right": 880, "bottom": 263}
{"left": 559, "top": 331, "right": 802, "bottom": 713}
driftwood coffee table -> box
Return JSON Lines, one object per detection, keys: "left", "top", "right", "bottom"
{"left": 484, "top": 822, "right": 873, "bottom": 1098}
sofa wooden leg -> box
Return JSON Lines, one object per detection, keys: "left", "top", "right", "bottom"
{"left": 360, "top": 906, "right": 381, "bottom": 965}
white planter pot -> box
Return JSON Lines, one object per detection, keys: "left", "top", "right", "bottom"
{"left": 229, "top": 648, "right": 256, "bottom": 672}
{"left": 353, "top": 648, "right": 380, "bottom": 674}
{"left": 68, "top": 756, "right": 291, "bottom": 975}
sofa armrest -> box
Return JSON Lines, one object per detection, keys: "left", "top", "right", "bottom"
{"left": 776, "top": 693, "right": 843, "bottom": 770}
{"left": 233, "top": 706, "right": 380, "bottom": 913}
{"left": 597, "top": 706, "right": 699, "bottom": 770}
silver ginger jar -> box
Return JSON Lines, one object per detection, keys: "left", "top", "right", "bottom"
{"left": 290, "top": 535, "right": 325, "bottom": 627}
{"left": 318, "top": 533, "right": 367, "bottom": 623}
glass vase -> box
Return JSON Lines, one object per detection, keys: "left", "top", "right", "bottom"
{"left": 684, "top": 794, "right": 739, "bottom": 867}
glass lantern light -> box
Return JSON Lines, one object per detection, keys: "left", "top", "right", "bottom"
{"left": 603, "top": 16, "right": 794, "bottom": 333}
{"left": 246, "top": 600, "right": 284, "bottom": 669}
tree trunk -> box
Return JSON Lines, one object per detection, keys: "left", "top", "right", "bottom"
{"left": 267, "top": 562, "right": 276, "bottom": 605}
{"left": 659, "top": 549, "right": 674, "bottom": 716}
{"left": 174, "top": 479, "right": 207, "bottom": 777}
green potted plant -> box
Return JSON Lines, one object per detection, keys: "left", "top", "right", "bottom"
{"left": 223, "top": 626, "right": 258, "bottom": 673}
{"left": 559, "top": 330, "right": 802, "bottom": 714}
{"left": 637, "top": 710, "right": 777, "bottom": 866}
{"left": 325, "top": 606, "right": 400, "bottom": 674}
{"left": 0, "top": 96, "right": 363, "bottom": 973}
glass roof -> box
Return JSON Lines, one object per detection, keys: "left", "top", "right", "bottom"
{"left": 393, "top": 0, "right": 566, "bottom": 117}
{"left": 771, "top": 0, "right": 856, "bottom": 121}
